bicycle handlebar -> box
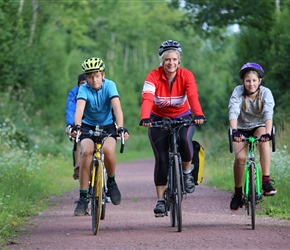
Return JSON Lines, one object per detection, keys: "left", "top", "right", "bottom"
{"left": 242, "top": 137, "right": 261, "bottom": 143}
{"left": 150, "top": 117, "right": 206, "bottom": 129}
{"left": 75, "top": 127, "right": 125, "bottom": 153}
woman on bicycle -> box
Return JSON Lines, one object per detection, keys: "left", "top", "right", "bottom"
{"left": 71, "top": 57, "right": 129, "bottom": 216}
{"left": 229, "top": 62, "right": 277, "bottom": 211}
{"left": 139, "top": 40, "right": 206, "bottom": 216}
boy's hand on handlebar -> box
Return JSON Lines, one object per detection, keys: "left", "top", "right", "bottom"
{"left": 139, "top": 118, "right": 152, "bottom": 127}
{"left": 71, "top": 125, "right": 82, "bottom": 138}
{"left": 194, "top": 115, "right": 206, "bottom": 125}
{"left": 260, "top": 133, "right": 271, "bottom": 142}
{"left": 232, "top": 129, "right": 244, "bottom": 142}
{"left": 117, "top": 127, "right": 130, "bottom": 140}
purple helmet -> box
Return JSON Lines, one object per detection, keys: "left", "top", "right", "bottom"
{"left": 158, "top": 40, "right": 182, "bottom": 56}
{"left": 239, "top": 62, "right": 265, "bottom": 79}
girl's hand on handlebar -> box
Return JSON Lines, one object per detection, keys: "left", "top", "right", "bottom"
{"left": 260, "top": 133, "right": 271, "bottom": 142}
{"left": 232, "top": 129, "right": 244, "bottom": 142}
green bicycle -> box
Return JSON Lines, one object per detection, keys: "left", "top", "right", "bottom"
{"left": 228, "top": 126, "right": 276, "bottom": 230}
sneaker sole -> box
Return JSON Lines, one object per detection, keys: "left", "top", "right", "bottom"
{"left": 263, "top": 191, "right": 277, "bottom": 196}
{"left": 111, "top": 200, "right": 121, "bottom": 205}
{"left": 185, "top": 189, "right": 195, "bottom": 193}
{"left": 74, "top": 211, "right": 88, "bottom": 216}
{"left": 154, "top": 213, "right": 165, "bottom": 217}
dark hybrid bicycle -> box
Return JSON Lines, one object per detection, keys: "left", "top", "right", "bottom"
{"left": 76, "top": 126, "right": 124, "bottom": 235}
{"left": 228, "top": 126, "right": 276, "bottom": 230}
{"left": 150, "top": 117, "right": 205, "bottom": 232}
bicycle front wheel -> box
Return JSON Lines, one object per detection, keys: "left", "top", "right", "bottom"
{"left": 173, "top": 154, "right": 182, "bottom": 232}
{"left": 91, "top": 159, "right": 104, "bottom": 235}
{"left": 249, "top": 162, "right": 256, "bottom": 230}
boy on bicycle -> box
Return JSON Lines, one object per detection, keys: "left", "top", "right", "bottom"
{"left": 229, "top": 62, "right": 277, "bottom": 211}
{"left": 71, "top": 57, "right": 129, "bottom": 216}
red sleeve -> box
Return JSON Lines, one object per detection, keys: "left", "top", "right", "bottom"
{"left": 184, "top": 69, "right": 204, "bottom": 116}
{"left": 140, "top": 71, "right": 155, "bottom": 119}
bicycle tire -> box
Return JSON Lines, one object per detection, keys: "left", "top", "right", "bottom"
{"left": 100, "top": 200, "right": 106, "bottom": 220}
{"left": 91, "top": 160, "right": 103, "bottom": 235}
{"left": 169, "top": 164, "right": 176, "bottom": 227}
{"left": 173, "top": 154, "right": 182, "bottom": 232}
{"left": 100, "top": 168, "right": 108, "bottom": 220}
{"left": 249, "top": 162, "right": 256, "bottom": 230}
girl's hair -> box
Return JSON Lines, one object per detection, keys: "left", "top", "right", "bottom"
{"left": 159, "top": 50, "right": 181, "bottom": 65}
{"left": 242, "top": 70, "right": 262, "bottom": 112}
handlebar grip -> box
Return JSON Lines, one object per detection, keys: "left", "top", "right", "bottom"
{"left": 120, "top": 131, "right": 125, "bottom": 153}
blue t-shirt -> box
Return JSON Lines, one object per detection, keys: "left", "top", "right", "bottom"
{"left": 77, "top": 79, "right": 119, "bottom": 126}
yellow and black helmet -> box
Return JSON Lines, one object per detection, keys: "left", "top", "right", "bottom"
{"left": 81, "top": 57, "right": 105, "bottom": 73}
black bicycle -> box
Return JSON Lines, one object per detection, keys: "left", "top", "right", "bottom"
{"left": 150, "top": 117, "right": 204, "bottom": 232}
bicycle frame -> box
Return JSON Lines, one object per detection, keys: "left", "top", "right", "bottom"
{"left": 243, "top": 137, "right": 262, "bottom": 202}
{"left": 167, "top": 128, "right": 186, "bottom": 198}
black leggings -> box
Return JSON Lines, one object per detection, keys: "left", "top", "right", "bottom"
{"left": 148, "top": 118, "right": 195, "bottom": 186}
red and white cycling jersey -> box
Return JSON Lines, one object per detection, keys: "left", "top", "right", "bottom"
{"left": 140, "top": 66, "right": 204, "bottom": 119}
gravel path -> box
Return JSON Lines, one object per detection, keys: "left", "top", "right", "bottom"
{"left": 6, "top": 159, "right": 290, "bottom": 250}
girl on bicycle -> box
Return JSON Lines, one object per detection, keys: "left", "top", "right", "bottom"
{"left": 229, "top": 62, "right": 277, "bottom": 211}
{"left": 139, "top": 40, "right": 206, "bottom": 216}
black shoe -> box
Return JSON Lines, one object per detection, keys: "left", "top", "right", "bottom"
{"left": 74, "top": 198, "right": 88, "bottom": 216}
{"left": 73, "top": 166, "right": 79, "bottom": 180}
{"left": 230, "top": 194, "right": 243, "bottom": 211}
{"left": 184, "top": 173, "right": 195, "bottom": 193}
{"left": 154, "top": 200, "right": 165, "bottom": 217}
{"left": 262, "top": 180, "right": 277, "bottom": 196}
{"left": 107, "top": 182, "right": 121, "bottom": 205}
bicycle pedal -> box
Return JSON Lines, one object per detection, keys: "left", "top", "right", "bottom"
{"left": 105, "top": 197, "right": 111, "bottom": 203}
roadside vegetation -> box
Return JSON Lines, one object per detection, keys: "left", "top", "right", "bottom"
{"left": 1, "top": 119, "right": 290, "bottom": 245}
{"left": 2, "top": 0, "right": 290, "bottom": 246}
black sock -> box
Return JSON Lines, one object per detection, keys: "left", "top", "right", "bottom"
{"left": 80, "top": 189, "right": 87, "bottom": 200}
{"left": 235, "top": 186, "right": 243, "bottom": 196}
{"left": 107, "top": 175, "right": 116, "bottom": 186}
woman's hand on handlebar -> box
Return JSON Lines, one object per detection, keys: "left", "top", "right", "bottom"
{"left": 194, "top": 115, "right": 207, "bottom": 125}
{"left": 139, "top": 118, "right": 153, "bottom": 127}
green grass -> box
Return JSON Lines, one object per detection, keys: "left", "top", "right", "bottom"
{"left": 1, "top": 121, "right": 290, "bottom": 246}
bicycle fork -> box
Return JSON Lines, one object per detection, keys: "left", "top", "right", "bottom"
{"left": 244, "top": 161, "right": 262, "bottom": 204}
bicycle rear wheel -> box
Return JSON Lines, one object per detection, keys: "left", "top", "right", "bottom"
{"left": 249, "top": 162, "right": 256, "bottom": 230}
{"left": 91, "top": 160, "right": 104, "bottom": 235}
{"left": 173, "top": 154, "right": 182, "bottom": 232}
